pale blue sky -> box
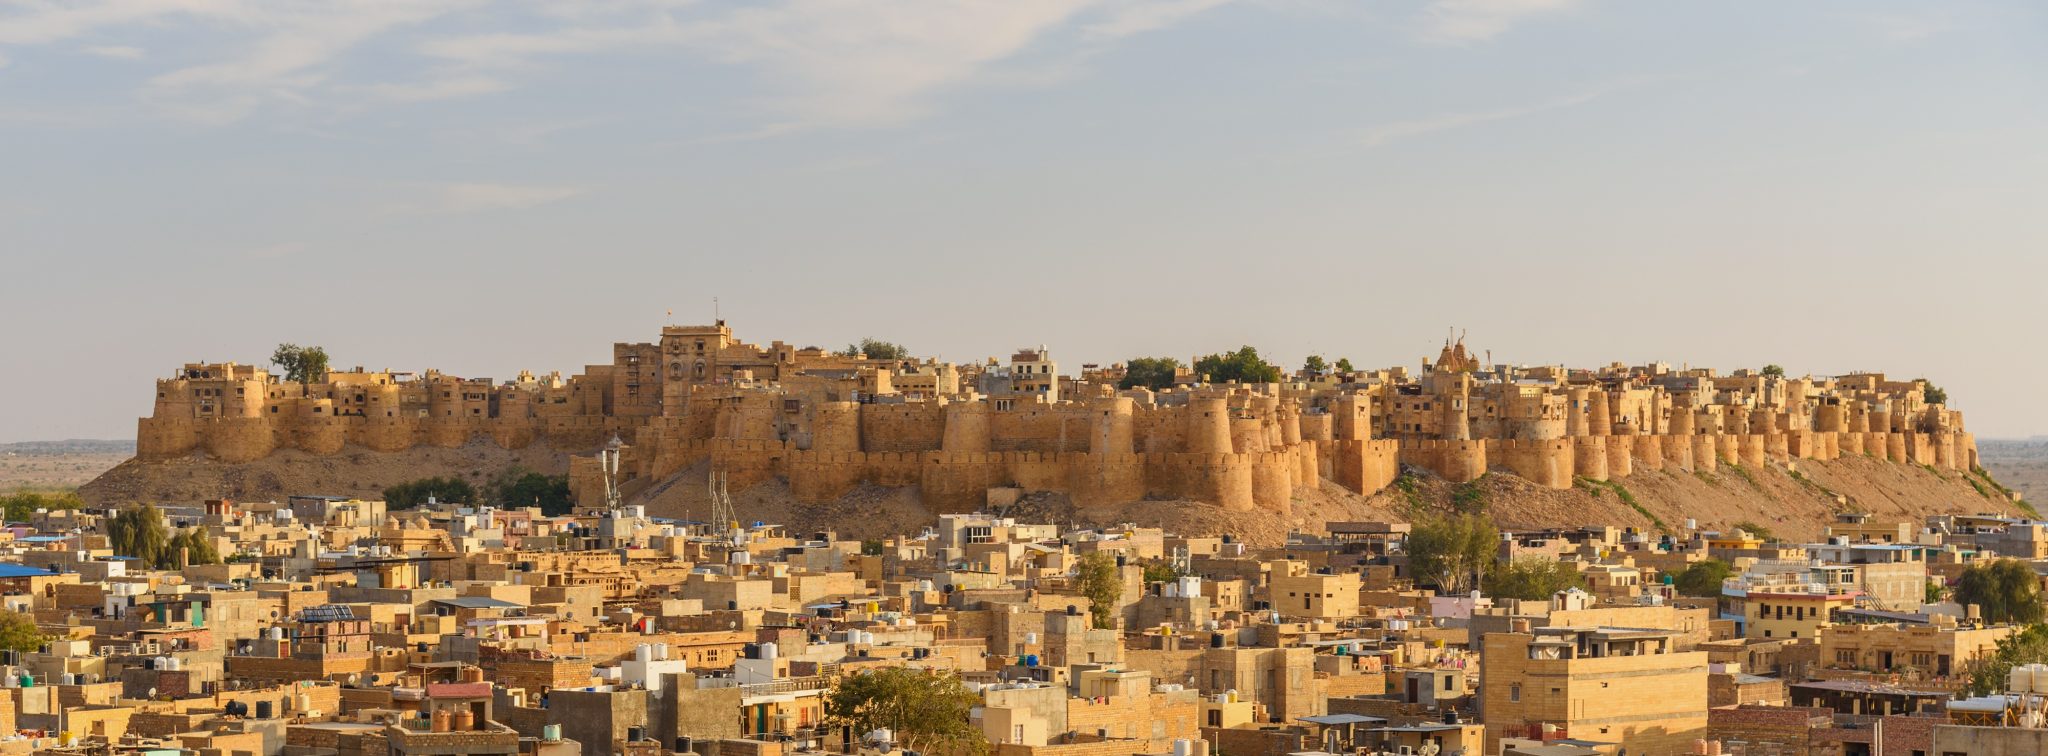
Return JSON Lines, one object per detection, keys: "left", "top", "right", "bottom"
{"left": 2, "top": 0, "right": 2044, "bottom": 442}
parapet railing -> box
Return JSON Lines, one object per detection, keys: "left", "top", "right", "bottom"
{"left": 697, "top": 675, "right": 828, "bottom": 696}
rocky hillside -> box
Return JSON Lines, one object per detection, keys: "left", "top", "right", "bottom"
{"left": 625, "top": 453, "right": 2027, "bottom": 545}
{"left": 83, "top": 444, "right": 2027, "bottom": 545}
{"left": 80, "top": 442, "right": 575, "bottom": 505}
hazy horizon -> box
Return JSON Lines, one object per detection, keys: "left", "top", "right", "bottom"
{"left": 3, "top": 0, "right": 2043, "bottom": 443}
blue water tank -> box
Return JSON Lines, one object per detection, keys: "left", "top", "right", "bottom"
{"left": 1024, "top": 654, "right": 1039, "bottom": 668}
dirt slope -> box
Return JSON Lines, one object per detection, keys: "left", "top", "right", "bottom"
{"left": 79, "top": 441, "right": 578, "bottom": 505}
{"left": 627, "top": 455, "right": 2024, "bottom": 545}
{"left": 84, "top": 443, "right": 2024, "bottom": 545}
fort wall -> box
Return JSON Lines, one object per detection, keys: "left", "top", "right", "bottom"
{"left": 1605, "top": 433, "right": 1634, "bottom": 478}
{"left": 1573, "top": 436, "right": 1609, "bottom": 482}
{"left": 131, "top": 344, "right": 1983, "bottom": 517}
{"left": 1496, "top": 438, "right": 1575, "bottom": 489}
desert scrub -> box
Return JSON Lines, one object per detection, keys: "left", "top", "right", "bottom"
{"left": 1725, "top": 463, "right": 1763, "bottom": 492}
{"left": 1392, "top": 472, "right": 1426, "bottom": 514}
{"left": 1580, "top": 478, "right": 1668, "bottom": 534}
{"left": 1785, "top": 468, "right": 1839, "bottom": 499}
{"left": 1450, "top": 475, "right": 1489, "bottom": 514}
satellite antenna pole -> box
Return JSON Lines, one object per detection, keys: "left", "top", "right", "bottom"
{"left": 708, "top": 469, "right": 737, "bottom": 536}
{"left": 601, "top": 435, "right": 623, "bottom": 512}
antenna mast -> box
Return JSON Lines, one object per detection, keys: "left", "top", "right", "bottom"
{"left": 708, "top": 469, "right": 737, "bottom": 534}
{"left": 600, "top": 435, "right": 623, "bottom": 512}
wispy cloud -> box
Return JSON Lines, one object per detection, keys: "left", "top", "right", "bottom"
{"left": 1360, "top": 78, "right": 1642, "bottom": 147}
{"left": 425, "top": 183, "right": 588, "bottom": 214}
{"left": 142, "top": 2, "right": 481, "bottom": 123}
{"left": 1, "top": 0, "right": 1236, "bottom": 130}
{"left": 348, "top": 74, "right": 511, "bottom": 104}
{"left": 81, "top": 45, "right": 144, "bottom": 60}
{"left": 1414, "top": 0, "right": 1581, "bottom": 44}
{"left": 1861, "top": 10, "right": 1959, "bottom": 43}
{"left": 3, "top": 0, "right": 483, "bottom": 123}
{"left": 1086, "top": 0, "right": 1237, "bottom": 40}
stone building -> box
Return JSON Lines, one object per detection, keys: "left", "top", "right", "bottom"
{"left": 1479, "top": 627, "right": 1708, "bottom": 754}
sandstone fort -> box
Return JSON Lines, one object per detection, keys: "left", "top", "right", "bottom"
{"left": 131, "top": 322, "right": 1978, "bottom": 516}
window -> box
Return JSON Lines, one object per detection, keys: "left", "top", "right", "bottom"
{"left": 1509, "top": 684, "right": 1520, "bottom": 702}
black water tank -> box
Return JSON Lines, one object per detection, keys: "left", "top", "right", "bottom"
{"left": 1443, "top": 709, "right": 1460, "bottom": 724}
{"left": 675, "top": 737, "right": 694, "bottom": 754}
{"left": 225, "top": 701, "right": 248, "bottom": 717}
{"left": 1115, "top": 555, "right": 1126, "bottom": 567}
{"left": 255, "top": 700, "right": 273, "bottom": 719}
{"left": 628, "top": 726, "right": 645, "bottom": 743}
{"left": 1066, "top": 605, "right": 1080, "bottom": 616}
{"left": 1209, "top": 633, "right": 1224, "bottom": 649}
{"left": 727, "top": 601, "right": 738, "bottom": 610}
{"left": 743, "top": 643, "right": 761, "bottom": 659}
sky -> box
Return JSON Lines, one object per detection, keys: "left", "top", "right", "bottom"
{"left": 1, "top": 0, "right": 2044, "bottom": 443}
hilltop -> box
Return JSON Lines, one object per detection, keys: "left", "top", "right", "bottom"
{"left": 81, "top": 442, "right": 2023, "bottom": 545}
{"left": 92, "top": 323, "right": 2002, "bottom": 543}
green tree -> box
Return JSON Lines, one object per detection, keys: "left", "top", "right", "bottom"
{"left": 1302, "top": 355, "right": 1328, "bottom": 377}
{"left": 1673, "top": 559, "right": 1735, "bottom": 598}
{"left": 107, "top": 504, "right": 171, "bottom": 567}
{"left": 1117, "top": 357, "right": 1183, "bottom": 391}
{"left": 1074, "top": 552, "right": 1123, "bottom": 630}
{"left": 383, "top": 476, "right": 478, "bottom": 509}
{"left": 1732, "top": 520, "right": 1775, "bottom": 542}
{"left": 1141, "top": 560, "right": 1183, "bottom": 584}
{"left": 172, "top": 529, "right": 221, "bottom": 567}
{"left": 1193, "top": 346, "right": 1283, "bottom": 385}
{"left": 488, "top": 467, "right": 574, "bottom": 516}
{"left": 1966, "top": 624, "right": 2048, "bottom": 696}
{"left": 2, "top": 489, "right": 84, "bottom": 522}
{"left": 839, "top": 339, "right": 910, "bottom": 360}
{"left": 1335, "top": 358, "right": 1355, "bottom": 374}
{"left": 824, "top": 667, "right": 988, "bottom": 755}
{"left": 148, "top": 528, "right": 222, "bottom": 569}
{"left": 270, "top": 343, "right": 332, "bottom": 386}
{"left": 1483, "top": 556, "right": 1586, "bottom": 601}
{"left": 1926, "top": 578, "right": 1946, "bottom": 605}
{"left": 1919, "top": 379, "right": 1948, "bottom": 406}
{"left": 1760, "top": 364, "right": 1786, "bottom": 377}
{"left": 1954, "top": 559, "right": 2044, "bottom": 625}
{"left": 0, "top": 613, "right": 47, "bottom": 656}
{"left": 1407, "top": 513, "right": 1499, "bottom": 595}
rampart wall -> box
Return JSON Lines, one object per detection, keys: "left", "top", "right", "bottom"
{"left": 143, "top": 392, "right": 1983, "bottom": 511}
